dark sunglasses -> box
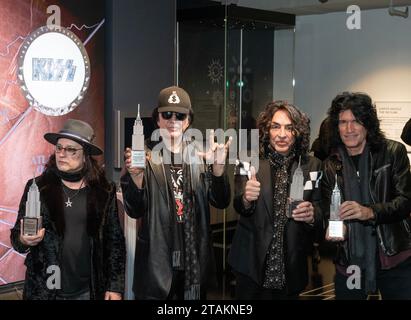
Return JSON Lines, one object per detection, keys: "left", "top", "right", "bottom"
{"left": 160, "top": 111, "right": 187, "bottom": 121}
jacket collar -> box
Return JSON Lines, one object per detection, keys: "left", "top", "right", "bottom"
{"left": 147, "top": 150, "right": 169, "bottom": 203}
{"left": 38, "top": 169, "right": 110, "bottom": 236}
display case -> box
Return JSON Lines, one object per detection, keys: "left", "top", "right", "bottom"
{"left": 177, "top": 0, "right": 295, "bottom": 274}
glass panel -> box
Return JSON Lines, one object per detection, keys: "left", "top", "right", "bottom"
{"left": 177, "top": 1, "right": 295, "bottom": 298}
{"left": 178, "top": 20, "right": 225, "bottom": 135}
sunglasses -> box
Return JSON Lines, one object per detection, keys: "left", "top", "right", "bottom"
{"left": 160, "top": 111, "right": 187, "bottom": 121}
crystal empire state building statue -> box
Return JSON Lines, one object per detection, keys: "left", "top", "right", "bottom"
{"left": 329, "top": 174, "right": 344, "bottom": 238}
{"left": 287, "top": 156, "right": 304, "bottom": 218}
{"left": 131, "top": 104, "right": 145, "bottom": 168}
{"left": 23, "top": 177, "right": 42, "bottom": 236}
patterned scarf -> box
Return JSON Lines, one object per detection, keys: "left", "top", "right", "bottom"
{"left": 166, "top": 143, "right": 200, "bottom": 300}
{"left": 182, "top": 158, "right": 201, "bottom": 300}
{"left": 263, "top": 145, "right": 295, "bottom": 289}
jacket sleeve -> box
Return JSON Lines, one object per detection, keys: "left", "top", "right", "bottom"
{"left": 370, "top": 143, "right": 411, "bottom": 225}
{"left": 120, "top": 171, "right": 147, "bottom": 219}
{"left": 233, "top": 173, "right": 256, "bottom": 217}
{"left": 10, "top": 180, "right": 32, "bottom": 253}
{"left": 103, "top": 184, "right": 126, "bottom": 295}
{"left": 207, "top": 170, "right": 231, "bottom": 209}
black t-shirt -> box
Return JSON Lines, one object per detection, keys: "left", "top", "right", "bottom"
{"left": 350, "top": 154, "right": 360, "bottom": 170}
{"left": 164, "top": 150, "right": 185, "bottom": 271}
{"left": 60, "top": 185, "right": 91, "bottom": 297}
{"left": 170, "top": 164, "right": 184, "bottom": 223}
{"left": 350, "top": 154, "right": 361, "bottom": 177}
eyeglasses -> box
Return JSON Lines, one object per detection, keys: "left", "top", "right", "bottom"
{"left": 160, "top": 111, "right": 188, "bottom": 121}
{"left": 55, "top": 144, "right": 83, "bottom": 156}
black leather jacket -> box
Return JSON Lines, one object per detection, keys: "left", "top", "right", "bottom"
{"left": 228, "top": 156, "right": 323, "bottom": 294}
{"left": 321, "top": 139, "right": 411, "bottom": 264}
{"left": 120, "top": 141, "right": 231, "bottom": 299}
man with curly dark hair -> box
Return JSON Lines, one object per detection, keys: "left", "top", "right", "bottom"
{"left": 322, "top": 92, "right": 411, "bottom": 299}
{"left": 228, "top": 101, "right": 323, "bottom": 299}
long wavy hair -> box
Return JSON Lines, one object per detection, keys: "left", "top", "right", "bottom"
{"left": 311, "top": 116, "right": 332, "bottom": 161}
{"left": 45, "top": 152, "right": 110, "bottom": 190}
{"left": 328, "top": 92, "right": 385, "bottom": 151}
{"left": 257, "top": 101, "right": 311, "bottom": 158}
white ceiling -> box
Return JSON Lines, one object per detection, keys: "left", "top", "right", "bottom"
{"left": 217, "top": 0, "right": 411, "bottom": 15}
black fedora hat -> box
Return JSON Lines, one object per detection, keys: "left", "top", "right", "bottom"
{"left": 44, "top": 119, "right": 103, "bottom": 155}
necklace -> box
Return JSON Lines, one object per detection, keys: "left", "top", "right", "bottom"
{"left": 62, "top": 180, "right": 85, "bottom": 208}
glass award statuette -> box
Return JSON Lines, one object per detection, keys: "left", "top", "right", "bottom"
{"left": 131, "top": 104, "right": 145, "bottom": 168}
{"left": 23, "top": 177, "right": 42, "bottom": 236}
{"left": 329, "top": 174, "right": 344, "bottom": 238}
{"left": 287, "top": 157, "right": 304, "bottom": 218}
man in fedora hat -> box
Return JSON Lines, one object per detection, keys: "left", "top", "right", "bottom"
{"left": 11, "top": 119, "right": 126, "bottom": 300}
{"left": 121, "top": 86, "right": 232, "bottom": 300}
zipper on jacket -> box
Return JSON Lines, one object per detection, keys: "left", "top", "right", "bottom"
{"left": 376, "top": 228, "right": 387, "bottom": 253}
{"left": 368, "top": 153, "right": 377, "bottom": 205}
{"left": 368, "top": 152, "right": 388, "bottom": 254}
{"left": 404, "top": 220, "right": 411, "bottom": 234}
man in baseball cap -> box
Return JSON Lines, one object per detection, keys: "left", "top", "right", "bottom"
{"left": 157, "top": 86, "right": 192, "bottom": 114}
{"left": 121, "top": 85, "right": 232, "bottom": 300}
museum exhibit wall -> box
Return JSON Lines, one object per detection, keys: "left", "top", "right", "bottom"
{"left": 105, "top": 0, "right": 176, "bottom": 181}
{"left": 0, "top": 0, "right": 105, "bottom": 286}
{"left": 293, "top": 8, "right": 411, "bottom": 143}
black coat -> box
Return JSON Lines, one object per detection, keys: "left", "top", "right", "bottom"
{"left": 228, "top": 156, "right": 323, "bottom": 295}
{"left": 120, "top": 143, "right": 231, "bottom": 299}
{"left": 321, "top": 139, "right": 411, "bottom": 264}
{"left": 10, "top": 169, "right": 126, "bottom": 300}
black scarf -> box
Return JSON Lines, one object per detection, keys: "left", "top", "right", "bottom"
{"left": 263, "top": 145, "right": 296, "bottom": 289}
{"left": 338, "top": 144, "right": 377, "bottom": 294}
{"left": 50, "top": 166, "right": 85, "bottom": 182}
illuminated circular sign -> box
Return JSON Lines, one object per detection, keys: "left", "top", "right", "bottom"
{"left": 17, "top": 26, "right": 90, "bottom": 116}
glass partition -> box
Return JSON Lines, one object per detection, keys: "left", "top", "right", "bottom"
{"left": 177, "top": 0, "right": 295, "bottom": 297}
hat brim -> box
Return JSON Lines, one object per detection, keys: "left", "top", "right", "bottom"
{"left": 157, "top": 106, "right": 190, "bottom": 114}
{"left": 44, "top": 133, "right": 103, "bottom": 155}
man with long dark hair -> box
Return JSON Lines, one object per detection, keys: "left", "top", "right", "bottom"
{"left": 10, "top": 119, "right": 126, "bottom": 300}
{"left": 228, "top": 101, "right": 323, "bottom": 299}
{"left": 322, "top": 92, "right": 411, "bottom": 299}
